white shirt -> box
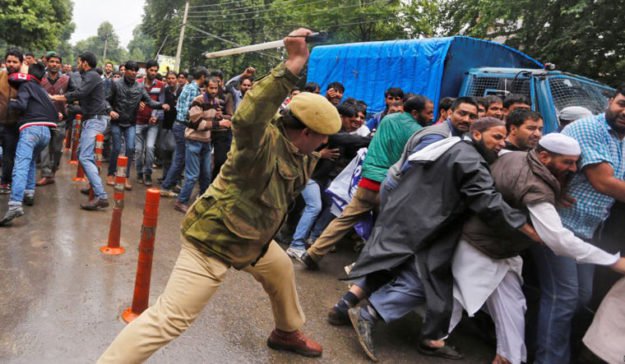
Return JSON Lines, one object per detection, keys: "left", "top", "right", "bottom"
{"left": 528, "top": 202, "right": 620, "bottom": 266}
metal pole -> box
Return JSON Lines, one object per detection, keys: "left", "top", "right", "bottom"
{"left": 175, "top": 1, "right": 190, "bottom": 72}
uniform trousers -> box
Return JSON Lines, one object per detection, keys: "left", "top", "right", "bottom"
{"left": 98, "top": 238, "right": 305, "bottom": 364}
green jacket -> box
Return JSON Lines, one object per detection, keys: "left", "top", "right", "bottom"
{"left": 361, "top": 112, "right": 422, "bottom": 183}
{"left": 181, "top": 63, "right": 317, "bottom": 269}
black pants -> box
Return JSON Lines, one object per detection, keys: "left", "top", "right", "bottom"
{"left": 211, "top": 130, "right": 232, "bottom": 180}
{"left": 1, "top": 124, "right": 19, "bottom": 185}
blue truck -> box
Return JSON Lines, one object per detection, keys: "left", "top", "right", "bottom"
{"left": 307, "top": 36, "right": 614, "bottom": 133}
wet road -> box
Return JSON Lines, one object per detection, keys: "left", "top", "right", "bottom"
{"left": 0, "top": 154, "right": 493, "bottom": 363}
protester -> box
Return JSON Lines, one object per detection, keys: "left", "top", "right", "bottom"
{"left": 106, "top": 61, "right": 169, "bottom": 190}
{"left": 225, "top": 66, "right": 255, "bottom": 111}
{"left": 558, "top": 105, "right": 592, "bottom": 129}
{"left": 174, "top": 77, "right": 231, "bottom": 213}
{"left": 504, "top": 109, "right": 544, "bottom": 151}
{"left": 452, "top": 133, "right": 625, "bottom": 364}
{"left": 207, "top": 69, "right": 235, "bottom": 181}
{"left": 0, "top": 62, "right": 57, "bottom": 225}
{"left": 0, "top": 48, "right": 23, "bottom": 194}
{"left": 531, "top": 84, "right": 625, "bottom": 364}
{"left": 135, "top": 60, "right": 167, "bottom": 186}
{"left": 325, "top": 81, "right": 344, "bottom": 106}
{"left": 343, "top": 118, "right": 538, "bottom": 361}
{"left": 98, "top": 28, "right": 340, "bottom": 363}
{"left": 435, "top": 96, "right": 455, "bottom": 124}
{"left": 483, "top": 95, "right": 504, "bottom": 120}
{"left": 298, "top": 95, "right": 433, "bottom": 269}
{"left": 159, "top": 71, "right": 180, "bottom": 180}
{"left": 366, "top": 87, "right": 404, "bottom": 131}
{"left": 503, "top": 94, "right": 531, "bottom": 118}
{"left": 51, "top": 52, "right": 110, "bottom": 210}
{"left": 37, "top": 52, "right": 70, "bottom": 186}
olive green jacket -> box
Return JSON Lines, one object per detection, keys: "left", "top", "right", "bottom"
{"left": 181, "top": 63, "right": 317, "bottom": 269}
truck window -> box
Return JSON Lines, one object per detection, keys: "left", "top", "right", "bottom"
{"left": 466, "top": 76, "right": 531, "bottom": 100}
{"left": 549, "top": 77, "right": 610, "bottom": 116}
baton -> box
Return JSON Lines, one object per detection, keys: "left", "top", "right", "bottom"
{"left": 203, "top": 32, "right": 328, "bottom": 59}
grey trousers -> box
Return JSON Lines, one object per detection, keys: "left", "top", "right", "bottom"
{"left": 40, "top": 122, "right": 66, "bottom": 178}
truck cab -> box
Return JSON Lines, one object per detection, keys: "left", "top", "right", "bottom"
{"left": 460, "top": 67, "right": 614, "bottom": 132}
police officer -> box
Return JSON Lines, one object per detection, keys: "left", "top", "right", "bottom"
{"left": 98, "top": 28, "right": 341, "bottom": 362}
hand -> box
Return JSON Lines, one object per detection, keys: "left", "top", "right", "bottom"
{"left": 219, "top": 120, "right": 232, "bottom": 128}
{"left": 557, "top": 193, "right": 576, "bottom": 208}
{"left": 109, "top": 111, "right": 119, "bottom": 120}
{"left": 162, "top": 104, "right": 170, "bottom": 111}
{"left": 139, "top": 102, "right": 145, "bottom": 111}
{"left": 149, "top": 116, "right": 158, "bottom": 125}
{"left": 243, "top": 67, "right": 256, "bottom": 77}
{"left": 284, "top": 28, "right": 312, "bottom": 75}
{"left": 610, "top": 257, "right": 625, "bottom": 275}
{"left": 215, "top": 109, "right": 223, "bottom": 119}
{"left": 326, "top": 88, "right": 337, "bottom": 99}
{"left": 58, "top": 112, "right": 63, "bottom": 121}
{"left": 518, "top": 223, "right": 542, "bottom": 243}
{"left": 319, "top": 147, "right": 340, "bottom": 160}
{"left": 50, "top": 94, "right": 65, "bottom": 102}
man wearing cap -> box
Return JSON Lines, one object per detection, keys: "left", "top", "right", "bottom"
{"left": 98, "top": 28, "right": 341, "bottom": 363}
{"left": 452, "top": 133, "right": 625, "bottom": 364}
{"left": 558, "top": 106, "right": 593, "bottom": 130}
{"left": 532, "top": 84, "right": 625, "bottom": 364}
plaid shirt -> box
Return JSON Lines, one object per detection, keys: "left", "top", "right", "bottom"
{"left": 175, "top": 82, "right": 200, "bottom": 122}
{"left": 558, "top": 113, "right": 625, "bottom": 239}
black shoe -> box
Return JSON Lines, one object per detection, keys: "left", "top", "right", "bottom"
{"left": 23, "top": 195, "right": 34, "bottom": 206}
{"left": 0, "top": 206, "right": 24, "bottom": 226}
{"left": 143, "top": 174, "right": 152, "bottom": 186}
{"left": 296, "top": 252, "right": 319, "bottom": 271}
{"left": 327, "top": 306, "right": 350, "bottom": 326}
{"left": 80, "top": 198, "right": 109, "bottom": 211}
{"left": 416, "top": 340, "right": 464, "bottom": 360}
{"left": 172, "top": 185, "right": 181, "bottom": 193}
{"left": 348, "top": 307, "right": 378, "bottom": 361}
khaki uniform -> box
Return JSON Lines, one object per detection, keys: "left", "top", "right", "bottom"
{"left": 99, "top": 63, "right": 313, "bottom": 363}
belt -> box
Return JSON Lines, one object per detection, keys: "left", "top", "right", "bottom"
{"left": 84, "top": 114, "right": 109, "bottom": 120}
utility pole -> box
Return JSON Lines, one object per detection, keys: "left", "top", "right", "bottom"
{"left": 175, "top": 1, "right": 190, "bottom": 72}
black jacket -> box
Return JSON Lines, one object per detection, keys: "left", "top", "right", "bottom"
{"left": 348, "top": 140, "right": 526, "bottom": 339}
{"left": 108, "top": 77, "right": 163, "bottom": 127}
{"left": 312, "top": 131, "right": 371, "bottom": 187}
{"left": 65, "top": 69, "right": 107, "bottom": 119}
{"left": 10, "top": 80, "right": 58, "bottom": 129}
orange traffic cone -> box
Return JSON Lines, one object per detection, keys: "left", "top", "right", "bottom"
{"left": 100, "top": 156, "right": 128, "bottom": 256}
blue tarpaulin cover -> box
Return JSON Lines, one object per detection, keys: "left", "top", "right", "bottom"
{"left": 307, "top": 36, "right": 543, "bottom": 113}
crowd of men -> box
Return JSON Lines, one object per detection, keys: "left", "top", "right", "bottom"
{"left": 1, "top": 27, "right": 624, "bottom": 364}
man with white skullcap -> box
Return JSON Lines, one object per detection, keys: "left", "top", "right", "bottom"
{"left": 450, "top": 132, "right": 625, "bottom": 364}
{"left": 558, "top": 106, "right": 593, "bottom": 129}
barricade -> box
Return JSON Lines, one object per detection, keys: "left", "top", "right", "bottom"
{"left": 86, "top": 134, "right": 105, "bottom": 200}
{"left": 100, "top": 156, "right": 128, "bottom": 256}
{"left": 122, "top": 188, "right": 161, "bottom": 323}
{"left": 69, "top": 114, "right": 82, "bottom": 165}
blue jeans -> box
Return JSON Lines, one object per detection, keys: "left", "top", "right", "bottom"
{"left": 10, "top": 126, "right": 51, "bottom": 205}
{"left": 162, "top": 122, "right": 186, "bottom": 190}
{"left": 80, "top": 117, "right": 109, "bottom": 199}
{"left": 108, "top": 123, "right": 135, "bottom": 179}
{"left": 290, "top": 180, "right": 322, "bottom": 249}
{"left": 530, "top": 244, "right": 595, "bottom": 364}
{"left": 178, "top": 140, "right": 212, "bottom": 204}
{"left": 135, "top": 124, "right": 159, "bottom": 176}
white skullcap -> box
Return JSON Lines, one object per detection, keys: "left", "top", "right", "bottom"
{"left": 539, "top": 133, "right": 581, "bottom": 156}
{"left": 559, "top": 106, "right": 593, "bottom": 121}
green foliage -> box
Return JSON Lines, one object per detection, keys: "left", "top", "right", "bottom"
{"left": 440, "top": 0, "right": 625, "bottom": 86}
{"left": 73, "top": 22, "right": 128, "bottom": 65}
{"left": 127, "top": 26, "right": 156, "bottom": 62}
{"left": 0, "top": 0, "right": 73, "bottom": 50}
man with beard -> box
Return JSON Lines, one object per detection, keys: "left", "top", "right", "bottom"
{"left": 452, "top": 133, "right": 625, "bottom": 364}
{"left": 0, "top": 48, "right": 25, "bottom": 194}
{"left": 37, "top": 52, "right": 70, "bottom": 186}
{"left": 226, "top": 66, "right": 255, "bottom": 112}
{"left": 135, "top": 60, "right": 168, "bottom": 187}
{"left": 298, "top": 95, "right": 435, "bottom": 269}
{"left": 504, "top": 109, "right": 543, "bottom": 152}
{"left": 531, "top": 84, "right": 625, "bottom": 364}
{"left": 341, "top": 118, "right": 538, "bottom": 361}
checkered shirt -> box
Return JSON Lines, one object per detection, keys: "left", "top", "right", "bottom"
{"left": 558, "top": 113, "right": 625, "bottom": 239}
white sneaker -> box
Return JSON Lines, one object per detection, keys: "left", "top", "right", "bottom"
{"left": 286, "top": 247, "right": 306, "bottom": 260}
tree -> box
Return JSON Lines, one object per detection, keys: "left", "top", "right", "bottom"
{"left": 0, "top": 0, "right": 73, "bottom": 50}
{"left": 440, "top": 0, "right": 625, "bottom": 86}
{"left": 127, "top": 25, "right": 157, "bottom": 62}
{"left": 74, "top": 22, "right": 127, "bottom": 65}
